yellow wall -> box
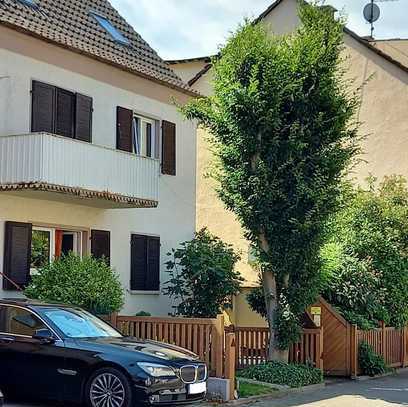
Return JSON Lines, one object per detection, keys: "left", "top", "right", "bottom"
{"left": 172, "top": 0, "right": 408, "bottom": 327}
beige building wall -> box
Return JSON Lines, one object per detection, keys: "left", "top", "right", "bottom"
{"left": 172, "top": 0, "right": 408, "bottom": 327}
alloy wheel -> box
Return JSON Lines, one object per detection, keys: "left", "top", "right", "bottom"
{"left": 90, "top": 373, "right": 126, "bottom": 407}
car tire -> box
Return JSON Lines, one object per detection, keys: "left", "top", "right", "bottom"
{"left": 86, "top": 367, "right": 133, "bottom": 407}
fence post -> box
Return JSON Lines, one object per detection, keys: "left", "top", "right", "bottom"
{"left": 350, "top": 324, "right": 358, "bottom": 378}
{"left": 380, "top": 321, "right": 386, "bottom": 361}
{"left": 225, "top": 332, "right": 236, "bottom": 401}
{"left": 316, "top": 327, "right": 324, "bottom": 371}
{"left": 110, "top": 312, "right": 118, "bottom": 328}
{"left": 402, "top": 326, "right": 407, "bottom": 368}
{"left": 214, "top": 314, "right": 225, "bottom": 377}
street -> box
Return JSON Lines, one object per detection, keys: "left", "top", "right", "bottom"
{"left": 5, "top": 371, "right": 408, "bottom": 407}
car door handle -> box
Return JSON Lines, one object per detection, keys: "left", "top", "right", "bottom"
{"left": 0, "top": 336, "right": 15, "bottom": 344}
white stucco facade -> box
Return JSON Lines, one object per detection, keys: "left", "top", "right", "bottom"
{"left": 0, "top": 26, "right": 197, "bottom": 315}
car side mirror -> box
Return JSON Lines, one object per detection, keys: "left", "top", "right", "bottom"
{"left": 32, "top": 328, "right": 56, "bottom": 344}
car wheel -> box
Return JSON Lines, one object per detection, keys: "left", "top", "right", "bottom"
{"left": 86, "top": 367, "right": 133, "bottom": 407}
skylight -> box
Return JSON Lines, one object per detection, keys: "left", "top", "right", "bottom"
{"left": 17, "top": 0, "right": 38, "bottom": 7}
{"left": 90, "top": 12, "right": 130, "bottom": 46}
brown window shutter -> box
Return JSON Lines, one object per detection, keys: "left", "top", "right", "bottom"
{"left": 3, "top": 222, "right": 32, "bottom": 291}
{"left": 91, "top": 230, "right": 111, "bottom": 265}
{"left": 130, "top": 234, "right": 147, "bottom": 291}
{"left": 146, "top": 236, "right": 160, "bottom": 291}
{"left": 116, "top": 106, "right": 133, "bottom": 152}
{"left": 162, "top": 120, "right": 176, "bottom": 175}
{"left": 75, "top": 93, "right": 93, "bottom": 142}
{"left": 55, "top": 88, "right": 75, "bottom": 138}
{"left": 31, "top": 81, "right": 56, "bottom": 133}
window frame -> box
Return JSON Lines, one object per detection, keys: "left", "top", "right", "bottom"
{"left": 90, "top": 12, "right": 130, "bottom": 46}
{"left": 0, "top": 304, "right": 61, "bottom": 341}
{"left": 132, "top": 114, "right": 159, "bottom": 159}
{"left": 30, "top": 226, "right": 55, "bottom": 275}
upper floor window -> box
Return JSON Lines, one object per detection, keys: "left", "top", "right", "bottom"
{"left": 90, "top": 12, "right": 130, "bottom": 46}
{"left": 116, "top": 106, "right": 176, "bottom": 176}
{"left": 31, "top": 81, "right": 93, "bottom": 143}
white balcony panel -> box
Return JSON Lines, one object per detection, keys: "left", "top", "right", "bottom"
{"left": 0, "top": 133, "right": 159, "bottom": 207}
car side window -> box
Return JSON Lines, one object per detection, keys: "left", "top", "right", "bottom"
{"left": 0, "top": 306, "right": 46, "bottom": 337}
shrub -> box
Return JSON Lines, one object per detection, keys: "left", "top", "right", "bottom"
{"left": 358, "top": 342, "right": 387, "bottom": 377}
{"left": 163, "top": 228, "right": 243, "bottom": 318}
{"left": 321, "top": 176, "right": 408, "bottom": 328}
{"left": 237, "top": 361, "right": 323, "bottom": 388}
{"left": 25, "top": 253, "right": 124, "bottom": 315}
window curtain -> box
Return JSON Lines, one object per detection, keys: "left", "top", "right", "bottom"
{"left": 55, "top": 230, "right": 63, "bottom": 258}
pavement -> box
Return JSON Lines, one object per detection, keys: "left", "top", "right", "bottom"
{"left": 4, "top": 370, "right": 408, "bottom": 406}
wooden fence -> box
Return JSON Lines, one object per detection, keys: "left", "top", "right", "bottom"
{"left": 226, "top": 326, "right": 323, "bottom": 370}
{"left": 351, "top": 323, "right": 408, "bottom": 376}
{"left": 111, "top": 313, "right": 225, "bottom": 377}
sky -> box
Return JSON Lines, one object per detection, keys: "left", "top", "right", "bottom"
{"left": 110, "top": 0, "right": 408, "bottom": 60}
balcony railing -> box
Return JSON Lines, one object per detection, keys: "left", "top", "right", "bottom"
{"left": 0, "top": 133, "right": 159, "bottom": 208}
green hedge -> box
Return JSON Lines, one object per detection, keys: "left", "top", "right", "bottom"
{"left": 237, "top": 361, "right": 323, "bottom": 388}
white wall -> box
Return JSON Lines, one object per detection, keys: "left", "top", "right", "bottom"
{"left": 0, "top": 40, "right": 197, "bottom": 316}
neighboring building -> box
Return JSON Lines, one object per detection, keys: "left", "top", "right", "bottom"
{"left": 0, "top": 0, "right": 197, "bottom": 315}
{"left": 169, "top": 0, "right": 408, "bottom": 327}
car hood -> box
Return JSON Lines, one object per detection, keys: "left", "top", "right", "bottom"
{"left": 80, "top": 336, "right": 200, "bottom": 362}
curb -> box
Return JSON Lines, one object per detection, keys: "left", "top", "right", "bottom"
{"left": 203, "top": 379, "right": 325, "bottom": 405}
{"left": 354, "top": 367, "right": 408, "bottom": 381}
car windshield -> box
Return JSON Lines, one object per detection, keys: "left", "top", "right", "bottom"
{"left": 36, "top": 307, "right": 122, "bottom": 339}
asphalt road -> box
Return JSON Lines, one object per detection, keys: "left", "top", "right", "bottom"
{"left": 5, "top": 370, "right": 408, "bottom": 406}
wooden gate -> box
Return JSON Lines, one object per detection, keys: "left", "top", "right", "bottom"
{"left": 311, "top": 298, "right": 352, "bottom": 376}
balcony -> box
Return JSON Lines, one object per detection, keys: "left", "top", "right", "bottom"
{"left": 0, "top": 133, "right": 159, "bottom": 208}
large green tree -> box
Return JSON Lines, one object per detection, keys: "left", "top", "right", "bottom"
{"left": 183, "top": 4, "right": 360, "bottom": 360}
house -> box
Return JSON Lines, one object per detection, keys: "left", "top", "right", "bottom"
{"left": 169, "top": 0, "right": 408, "bottom": 327}
{"left": 0, "top": 0, "right": 197, "bottom": 315}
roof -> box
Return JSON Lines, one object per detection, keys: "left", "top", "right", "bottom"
{"left": 0, "top": 298, "right": 67, "bottom": 307}
{"left": 0, "top": 0, "right": 197, "bottom": 96}
{"left": 180, "top": 0, "right": 408, "bottom": 86}
{"left": 166, "top": 55, "right": 214, "bottom": 65}
{"left": 369, "top": 38, "right": 408, "bottom": 69}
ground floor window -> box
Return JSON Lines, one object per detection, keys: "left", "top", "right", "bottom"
{"left": 30, "top": 227, "right": 83, "bottom": 275}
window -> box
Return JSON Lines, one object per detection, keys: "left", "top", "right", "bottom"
{"left": 36, "top": 307, "right": 121, "bottom": 339}
{"left": 3, "top": 222, "right": 89, "bottom": 291}
{"left": 17, "top": 0, "right": 38, "bottom": 7}
{"left": 130, "top": 234, "right": 160, "bottom": 291}
{"left": 0, "top": 305, "right": 46, "bottom": 337}
{"left": 30, "top": 227, "right": 82, "bottom": 275}
{"left": 133, "top": 115, "right": 157, "bottom": 158}
{"left": 90, "top": 12, "right": 130, "bottom": 46}
{"left": 31, "top": 228, "right": 54, "bottom": 273}
{"left": 31, "top": 81, "right": 93, "bottom": 142}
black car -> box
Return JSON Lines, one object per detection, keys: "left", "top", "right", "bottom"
{"left": 0, "top": 299, "right": 207, "bottom": 406}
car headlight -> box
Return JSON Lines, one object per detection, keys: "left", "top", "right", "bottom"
{"left": 137, "top": 362, "right": 177, "bottom": 377}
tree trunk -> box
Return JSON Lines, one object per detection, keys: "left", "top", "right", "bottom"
{"left": 262, "top": 271, "right": 288, "bottom": 361}
{"left": 258, "top": 231, "right": 289, "bottom": 362}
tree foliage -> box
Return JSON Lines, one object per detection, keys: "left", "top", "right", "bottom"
{"left": 25, "top": 253, "right": 124, "bottom": 315}
{"left": 163, "top": 228, "right": 243, "bottom": 318}
{"left": 322, "top": 176, "right": 408, "bottom": 328}
{"left": 182, "top": 3, "right": 360, "bottom": 356}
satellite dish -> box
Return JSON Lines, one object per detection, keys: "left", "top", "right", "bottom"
{"left": 363, "top": 2, "right": 380, "bottom": 24}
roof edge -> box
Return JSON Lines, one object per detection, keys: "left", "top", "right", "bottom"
{"left": 167, "top": 55, "right": 214, "bottom": 65}
{"left": 0, "top": 21, "right": 199, "bottom": 98}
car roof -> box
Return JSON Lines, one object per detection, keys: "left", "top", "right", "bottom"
{"left": 0, "top": 298, "right": 76, "bottom": 308}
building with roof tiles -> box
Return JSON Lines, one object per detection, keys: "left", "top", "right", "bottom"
{"left": 169, "top": 0, "right": 408, "bottom": 327}
{"left": 0, "top": 0, "right": 197, "bottom": 315}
